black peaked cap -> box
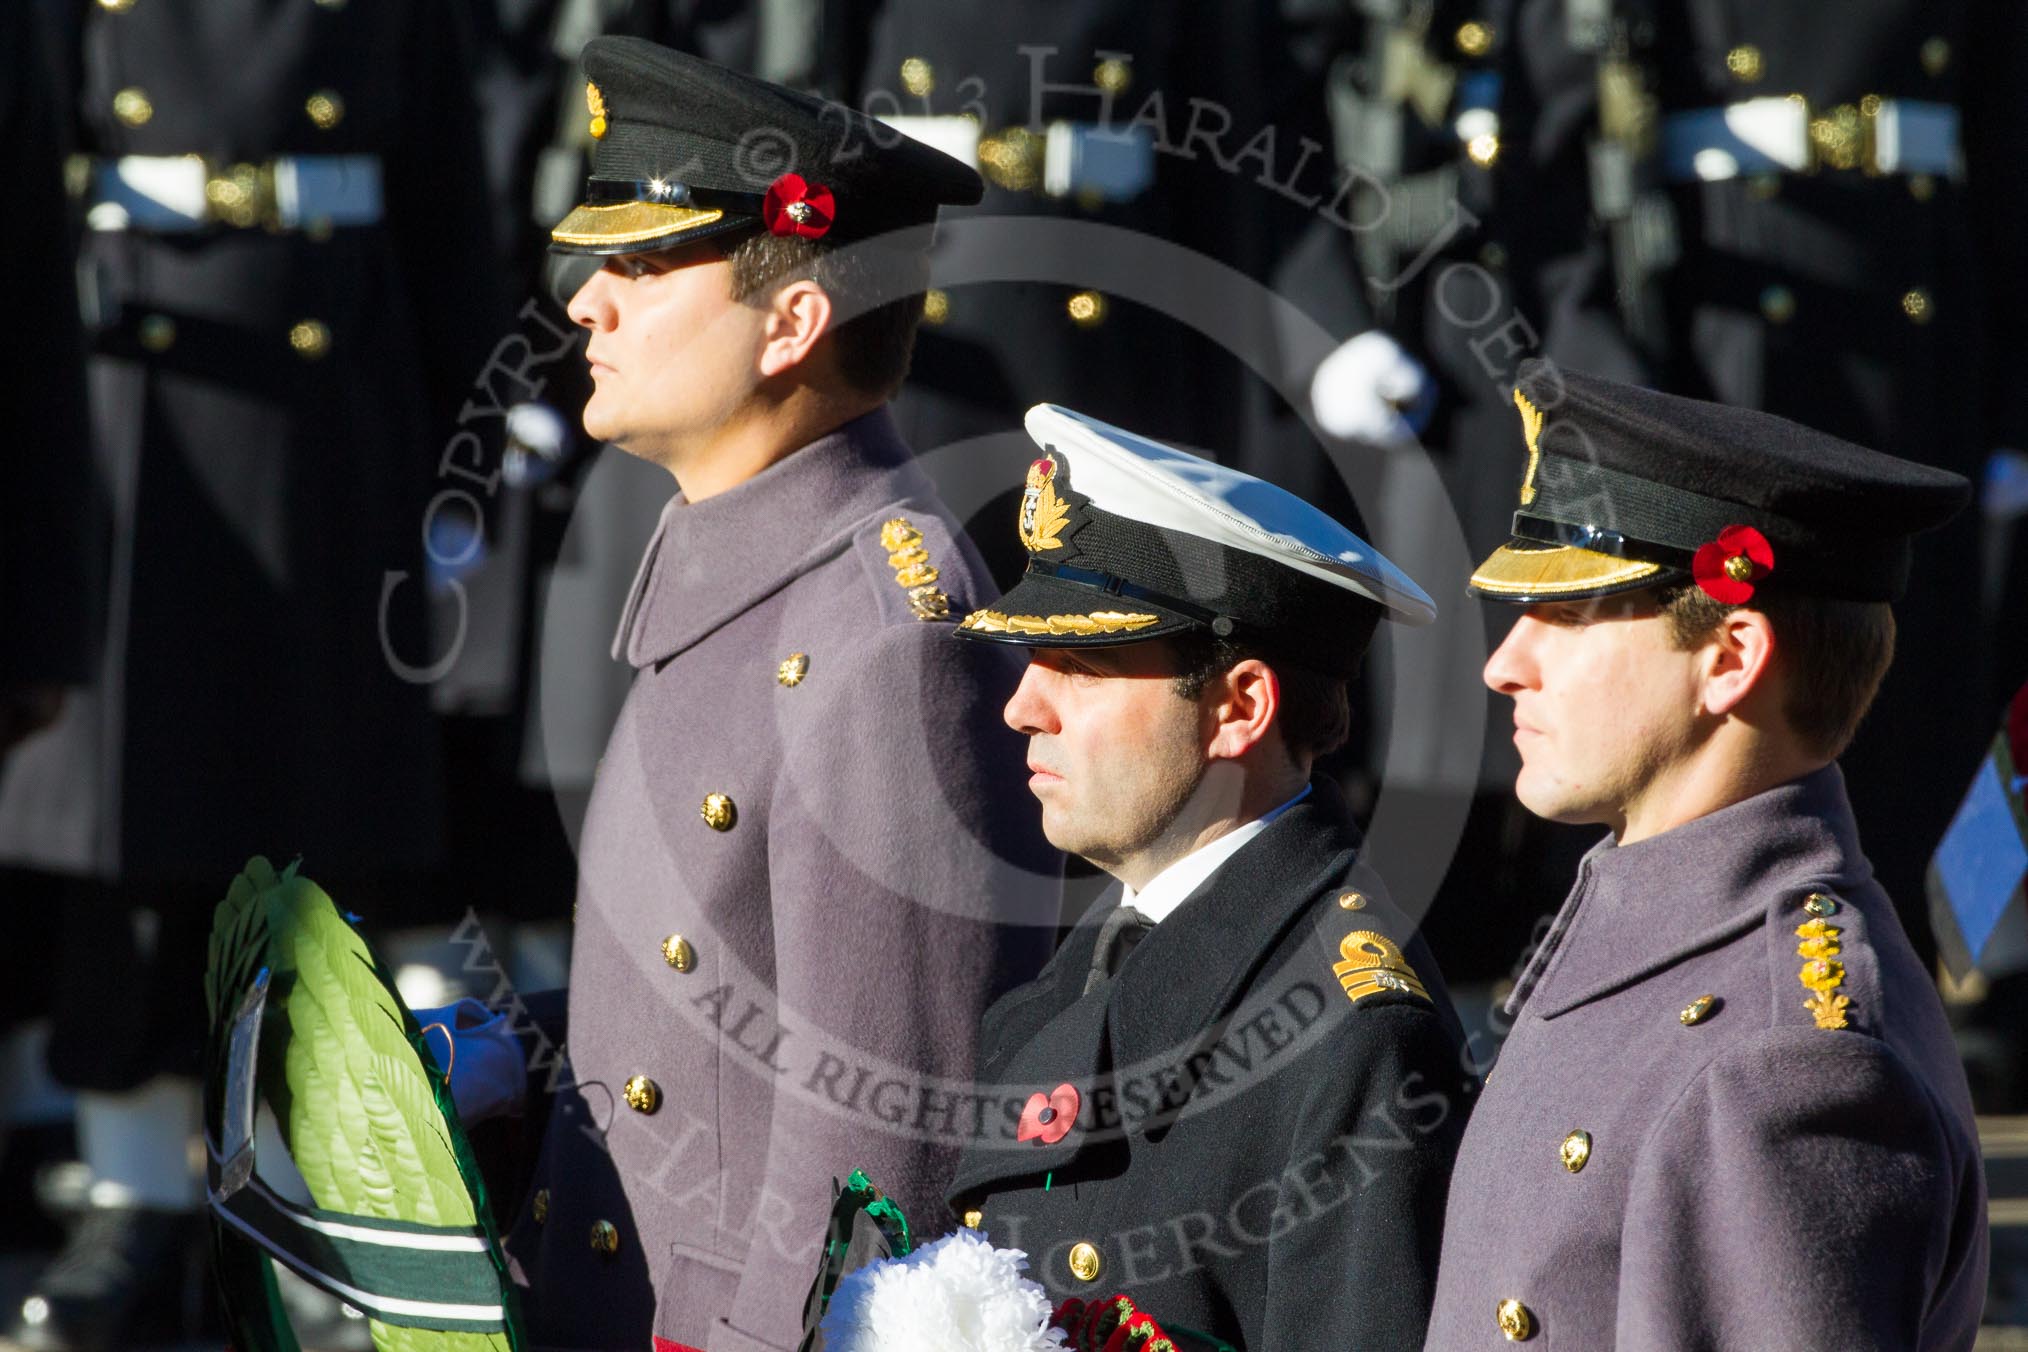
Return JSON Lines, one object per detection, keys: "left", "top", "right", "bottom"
{"left": 552, "top": 38, "right": 982, "bottom": 256}
{"left": 1469, "top": 360, "right": 1971, "bottom": 605}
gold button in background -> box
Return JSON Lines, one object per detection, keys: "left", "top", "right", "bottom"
{"left": 700, "top": 793, "right": 737, "bottom": 831}
{"left": 1725, "top": 45, "right": 1764, "bottom": 82}
{"left": 113, "top": 87, "right": 154, "bottom": 128}
{"left": 962, "top": 1209, "right": 983, "bottom": 1230}
{"left": 1094, "top": 58, "right": 1133, "bottom": 93}
{"left": 97, "top": 0, "right": 138, "bottom": 12}
{"left": 900, "top": 58, "right": 934, "bottom": 97}
{"left": 1497, "top": 1298, "right": 1536, "bottom": 1341}
{"left": 922, "top": 289, "right": 950, "bottom": 325}
{"left": 1067, "top": 1241, "right": 1102, "bottom": 1283}
{"left": 305, "top": 89, "right": 345, "bottom": 131}
{"left": 1456, "top": 21, "right": 1495, "bottom": 57}
{"left": 1560, "top": 1129, "right": 1592, "bottom": 1173}
{"left": 289, "top": 319, "right": 332, "bottom": 360}
{"left": 590, "top": 1219, "right": 620, "bottom": 1255}
{"left": 531, "top": 1188, "right": 549, "bottom": 1223}
{"left": 623, "top": 1075, "right": 662, "bottom": 1114}
{"left": 1921, "top": 37, "right": 1950, "bottom": 77}
{"left": 661, "top": 934, "right": 696, "bottom": 972}
{"left": 138, "top": 314, "right": 177, "bottom": 353}
{"left": 1466, "top": 133, "right": 1501, "bottom": 168}
{"left": 1759, "top": 285, "right": 1797, "bottom": 324}
{"left": 1901, "top": 289, "right": 1933, "bottom": 324}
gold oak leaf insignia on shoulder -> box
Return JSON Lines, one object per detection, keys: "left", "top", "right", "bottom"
{"left": 1795, "top": 907, "right": 1852, "bottom": 1030}
{"left": 1333, "top": 930, "right": 1431, "bottom": 1007}
{"left": 879, "top": 517, "right": 951, "bottom": 621}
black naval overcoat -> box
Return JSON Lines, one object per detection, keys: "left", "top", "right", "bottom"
{"left": 946, "top": 782, "right": 1471, "bottom": 1352}
{"left": 1496, "top": 0, "right": 2028, "bottom": 917}
{"left": 0, "top": 0, "right": 507, "bottom": 885}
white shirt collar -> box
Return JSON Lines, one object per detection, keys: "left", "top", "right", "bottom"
{"left": 1121, "top": 784, "right": 1313, "bottom": 925}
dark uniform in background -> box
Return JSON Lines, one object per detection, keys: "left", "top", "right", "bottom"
{"left": 0, "top": 0, "right": 506, "bottom": 1083}
{"left": 1495, "top": 0, "right": 2028, "bottom": 944}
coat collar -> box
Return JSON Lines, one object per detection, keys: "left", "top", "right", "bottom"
{"left": 948, "top": 783, "right": 1362, "bottom": 1199}
{"left": 611, "top": 406, "right": 926, "bottom": 668}
{"left": 1509, "top": 763, "right": 1869, "bottom": 1021}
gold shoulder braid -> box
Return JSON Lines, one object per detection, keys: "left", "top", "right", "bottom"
{"left": 1333, "top": 931, "right": 1431, "bottom": 1007}
{"left": 879, "top": 518, "right": 951, "bottom": 620}
{"left": 1795, "top": 915, "right": 1851, "bottom": 1030}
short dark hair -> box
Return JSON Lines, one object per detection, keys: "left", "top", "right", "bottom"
{"left": 1655, "top": 583, "right": 1896, "bottom": 758}
{"left": 718, "top": 230, "right": 927, "bottom": 399}
{"left": 1169, "top": 633, "right": 1353, "bottom": 766}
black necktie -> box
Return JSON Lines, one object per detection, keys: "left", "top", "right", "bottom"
{"left": 1083, "top": 904, "right": 1154, "bottom": 995}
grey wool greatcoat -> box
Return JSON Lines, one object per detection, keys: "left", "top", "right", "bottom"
{"left": 1424, "top": 764, "right": 1990, "bottom": 1350}
{"left": 946, "top": 781, "right": 1473, "bottom": 1352}
{"left": 503, "top": 408, "right": 1059, "bottom": 1352}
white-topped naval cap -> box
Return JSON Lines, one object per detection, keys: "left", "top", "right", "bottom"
{"left": 1024, "top": 404, "right": 1437, "bottom": 625}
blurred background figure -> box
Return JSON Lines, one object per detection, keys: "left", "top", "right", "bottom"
{"left": 0, "top": 0, "right": 506, "bottom": 1346}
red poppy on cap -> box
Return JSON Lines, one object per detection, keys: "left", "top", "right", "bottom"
{"left": 762, "top": 172, "right": 834, "bottom": 239}
{"left": 1692, "top": 524, "right": 1775, "bottom": 603}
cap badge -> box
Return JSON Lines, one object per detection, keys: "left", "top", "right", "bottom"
{"left": 1018, "top": 456, "right": 1069, "bottom": 553}
{"left": 1514, "top": 387, "right": 1547, "bottom": 506}
{"left": 1016, "top": 1082, "right": 1080, "bottom": 1145}
{"left": 763, "top": 173, "right": 834, "bottom": 239}
{"left": 1692, "top": 524, "right": 1775, "bottom": 603}
{"left": 585, "top": 81, "right": 608, "bottom": 139}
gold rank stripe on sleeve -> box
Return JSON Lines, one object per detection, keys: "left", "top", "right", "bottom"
{"left": 878, "top": 517, "right": 952, "bottom": 620}
{"left": 1795, "top": 909, "right": 1852, "bottom": 1030}
{"left": 1332, "top": 930, "right": 1431, "bottom": 1007}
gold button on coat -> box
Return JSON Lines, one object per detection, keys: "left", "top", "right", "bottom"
{"left": 700, "top": 793, "right": 737, "bottom": 831}
{"left": 1066, "top": 291, "right": 1107, "bottom": 328}
{"left": 1681, "top": 993, "right": 1719, "bottom": 1026}
{"left": 113, "top": 87, "right": 154, "bottom": 127}
{"left": 1497, "top": 1298, "right": 1536, "bottom": 1341}
{"left": 661, "top": 934, "right": 696, "bottom": 972}
{"left": 1805, "top": 893, "right": 1840, "bottom": 918}
{"left": 590, "top": 1219, "right": 620, "bottom": 1255}
{"left": 305, "top": 89, "right": 345, "bottom": 130}
{"left": 1560, "top": 1129, "right": 1592, "bottom": 1173}
{"left": 1338, "top": 891, "right": 1367, "bottom": 910}
{"left": 531, "top": 1188, "right": 549, "bottom": 1223}
{"left": 777, "top": 653, "right": 809, "bottom": 687}
{"left": 290, "top": 319, "right": 332, "bottom": 360}
{"left": 623, "top": 1075, "right": 661, "bottom": 1114}
{"left": 1067, "top": 1242, "right": 1102, "bottom": 1283}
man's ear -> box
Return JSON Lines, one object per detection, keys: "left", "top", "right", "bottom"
{"left": 756, "top": 278, "right": 833, "bottom": 378}
{"left": 1204, "top": 658, "right": 1282, "bottom": 762}
{"left": 1699, "top": 607, "right": 1778, "bottom": 718}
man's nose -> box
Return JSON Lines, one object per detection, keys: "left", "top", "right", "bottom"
{"left": 566, "top": 265, "right": 617, "bottom": 332}
{"left": 1003, "top": 660, "right": 1058, "bottom": 737}
{"left": 1483, "top": 615, "right": 1538, "bottom": 695}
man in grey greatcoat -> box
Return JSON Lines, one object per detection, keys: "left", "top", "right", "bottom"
{"left": 496, "top": 38, "right": 1058, "bottom": 1352}
{"left": 1424, "top": 360, "right": 1988, "bottom": 1348}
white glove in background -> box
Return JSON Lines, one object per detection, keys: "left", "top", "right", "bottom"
{"left": 1309, "top": 330, "right": 1436, "bottom": 445}
{"left": 414, "top": 997, "right": 528, "bottom": 1126}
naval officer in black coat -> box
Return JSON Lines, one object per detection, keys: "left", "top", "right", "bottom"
{"left": 942, "top": 404, "right": 1472, "bottom": 1351}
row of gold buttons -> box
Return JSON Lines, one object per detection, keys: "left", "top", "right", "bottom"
{"left": 134, "top": 315, "right": 332, "bottom": 359}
